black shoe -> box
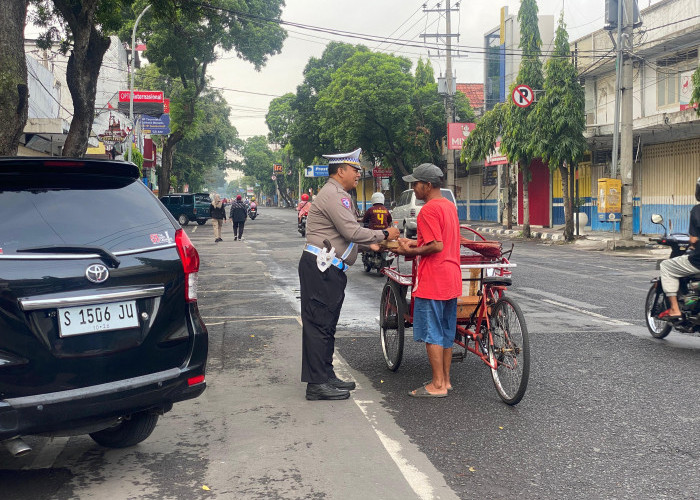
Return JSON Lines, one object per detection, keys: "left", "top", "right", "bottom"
{"left": 327, "top": 377, "right": 356, "bottom": 391}
{"left": 306, "top": 383, "right": 350, "bottom": 400}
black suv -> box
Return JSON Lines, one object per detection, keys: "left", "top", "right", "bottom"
{"left": 0, "top": 158, "right": 208, "bottom": 455}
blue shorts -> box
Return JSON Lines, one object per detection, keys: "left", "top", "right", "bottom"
{"left": 412, "top": 297, "right": 458, "bottom": 349}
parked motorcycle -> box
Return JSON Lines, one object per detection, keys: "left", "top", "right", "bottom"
{"left": 644, "top": 213, "right": 700, "bottom": 338}
{"left": 298, "top": 214, "right": 307, "bottom": 237}
{"left": 361, "top": 248, "right": 394, "bottom": 274}
{"left": 248, "top": 204, "right": 258, "bottom": 220}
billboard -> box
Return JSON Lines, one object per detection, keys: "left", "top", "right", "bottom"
{"left": 117, "top": 90, "right": 164, "bottom": 116}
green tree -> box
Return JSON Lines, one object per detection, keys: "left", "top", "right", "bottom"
{"left": 532, "top": 13, "right": 587, "bottom": 242}
{"left": 316, "top": 51, "right": 414, "bottom": 176}
{"left": 289, "top": 42, "right": 369, "bottom": 165}
{"left": 0, "top": 1, "right": 29, "bottom": 155}
{"left": 31, "top": 0, "right": 135, "bottom": 157}
{"left": 135, "top": 64, "right": 240, "bottom": 193}
{"left": 500, "top": 0, "right": 544, "bottom": 238}
{"left": 170, "top": 89, "right": 240, "bottom": 192}
{"left": 239, "top": 135, "right": 278, "bottom": 201}
{"left": 266, "top": 92, "right": 295, "bottom": 147}
{"left": 136, "top": 0, "right": 286, "bottom": 197}
{"left": 460, "top": 103, "right": 514, "bottom": 228}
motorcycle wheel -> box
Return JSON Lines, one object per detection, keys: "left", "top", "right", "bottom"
{"left": 645, "top": 283, "right": 672, "bottom": 339}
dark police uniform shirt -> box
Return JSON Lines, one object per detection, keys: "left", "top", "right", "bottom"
{"left": 305, "top": 178, "right": 385, "bottom": 265}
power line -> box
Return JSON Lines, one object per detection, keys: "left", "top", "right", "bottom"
{"left": 188, "top": 1, "right": 617, "bottom": 58}
{"left": 372, "top": 2, "right": 425, "bottom": 51}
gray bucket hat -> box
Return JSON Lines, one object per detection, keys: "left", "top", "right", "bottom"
{"left": 402, "top": 163, "right": 444, "bottom": 184}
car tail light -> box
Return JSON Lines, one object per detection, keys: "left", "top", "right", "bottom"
{"left": 188, "top": 375, "right": 205, "bottom": 386}
{"left": 175, "top": 229, "right": 199, "bottom": 302}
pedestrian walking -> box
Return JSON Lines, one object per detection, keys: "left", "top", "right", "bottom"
{"left": 299, "top": 147, "right": 400, "bottom": 401}
{"left": 392, "top": 163, "right": 461, "bottom": 398}
{"left": 229, "top": 194, "right": 248, "bottom": 240}
{"left": 209, "top": 194, "right": 226, "bottom": 242}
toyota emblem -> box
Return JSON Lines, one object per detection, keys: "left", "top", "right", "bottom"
{"left": 85, "top": 264, "right": 109, "bottom": 283}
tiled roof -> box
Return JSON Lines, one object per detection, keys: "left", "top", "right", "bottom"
{"left": 456, "top": 83, "right": 484, "bottom": 109}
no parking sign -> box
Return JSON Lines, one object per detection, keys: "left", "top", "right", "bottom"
{"left": 512, "top": 84, "right": 534, "bottom": 108}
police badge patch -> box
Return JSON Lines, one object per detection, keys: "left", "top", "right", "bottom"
{"left": 341, "top": 198, "right": 351, "bottom": 210}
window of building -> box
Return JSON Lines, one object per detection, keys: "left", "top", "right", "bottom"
{"left": 657, "top": 49, "right": 697, "bottom": 108}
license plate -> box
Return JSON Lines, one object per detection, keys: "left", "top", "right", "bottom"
{"left": 58, "top": 300, "right": 139, "bottom": 337}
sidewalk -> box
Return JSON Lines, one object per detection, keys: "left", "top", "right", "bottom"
{"left": 462, "top": 219, "right": 667, "bottom": 256}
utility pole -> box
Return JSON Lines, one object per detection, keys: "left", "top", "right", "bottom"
{"left": 420, "top": 1, "right": 460, "bottom": 195}
{"left": 445, "top": 0, "right": 455, "bottom": 195}
{"left": 620, "top": 0, "right": 635, "bottom": 239}
{"left": 128, "top": 4, "right": 151, "bottom": 163}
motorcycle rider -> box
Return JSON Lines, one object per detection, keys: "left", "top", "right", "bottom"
{"left": 297, "top": 193, "right": 311, "bottom": 222}
{"left": 660, "top": 176, "right": 700, "bottom": 319}
{"left": 362, "top": 192, "right": 392, "bottom": 230}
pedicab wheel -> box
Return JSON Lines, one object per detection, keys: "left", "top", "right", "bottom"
{"left": 644, "top": 283, "right": 672, "bottom": 339}
{"left": 488, "top": 297, "right": 530, "bottom": 405}
{"left": 380, "top": 280, "right": 406, "bottom": 371}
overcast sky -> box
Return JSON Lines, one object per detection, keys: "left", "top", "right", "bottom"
{"left": 209, "top": 0, "right": 663, "bottom": 140}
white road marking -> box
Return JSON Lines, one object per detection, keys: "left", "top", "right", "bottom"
{"left": 330, "top": 353, "right": 437, "bottom": 500}
{"left": 517, "top": 287, "right": 603, "bottom": 310}
{"left": 541, "top": 298, "right": 631, "bottom": 326}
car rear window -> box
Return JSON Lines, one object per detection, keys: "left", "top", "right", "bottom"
{"left": 0, "top": 174, "right": 175, "bottom": 255}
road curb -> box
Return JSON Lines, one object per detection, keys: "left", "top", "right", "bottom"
{"left": 470, "top": 226, "right": 565, "bottom": 241}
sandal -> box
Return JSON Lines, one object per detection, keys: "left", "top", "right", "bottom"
{"left": 408, "top": 385, "right": 448, "bottom": 398}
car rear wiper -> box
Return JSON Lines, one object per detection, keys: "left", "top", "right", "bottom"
{"left": 16, "top": 245, "right": 121, "bottom": 268}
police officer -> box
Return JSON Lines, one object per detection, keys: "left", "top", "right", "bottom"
{"left": 299, "top": 148, "right": 400, "bottom": 400}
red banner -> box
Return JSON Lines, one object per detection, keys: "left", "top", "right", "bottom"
{"left": 118, "top": 90, "right": 164, "bottom": 102}
{"left": 485, "top": 141, "right": 508, "bottom": 166}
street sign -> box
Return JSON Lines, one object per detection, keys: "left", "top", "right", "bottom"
{"left": 372, "top": 167, "right": 392, "bottom": 178}
{"left": 512, "top": 84, "right": 534, "bottom": 108}
{"left": 271, "top": 175, "right": 277, "bottom": 181}
{"left": 273, "top": 164, "right": 283, "bottom": 173}
{"left": 141, "top": 114, "right": 170, "bottom": 135}
{"left": 305, "top": 165, "right": 329, "bottom": 177}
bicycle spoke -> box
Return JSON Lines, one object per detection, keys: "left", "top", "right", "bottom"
{"left": 489, "top": 297, "right": 530, "bottom": 405}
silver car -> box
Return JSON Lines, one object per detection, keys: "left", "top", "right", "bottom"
{"left": 392, "top": 188, "right": 456, "bottom": 238}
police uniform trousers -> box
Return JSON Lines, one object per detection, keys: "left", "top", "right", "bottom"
{"left": 298, "top": 251, "right": 347, "bottom": 383}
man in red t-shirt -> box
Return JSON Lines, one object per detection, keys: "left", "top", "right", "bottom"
{"left": 394, "top": 163, "right": 461, "bottom": 398}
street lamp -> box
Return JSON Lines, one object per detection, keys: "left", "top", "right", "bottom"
{"left": 128, "top": 4, "right": 151, "bottom": 163}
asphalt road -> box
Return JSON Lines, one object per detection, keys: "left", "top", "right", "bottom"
{"left": 2, "top": 207, "right": 699, "bottom": 499}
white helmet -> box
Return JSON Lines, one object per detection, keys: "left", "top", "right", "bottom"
{"left": 371, "top": 192, "right": 384, "bottom": 205}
